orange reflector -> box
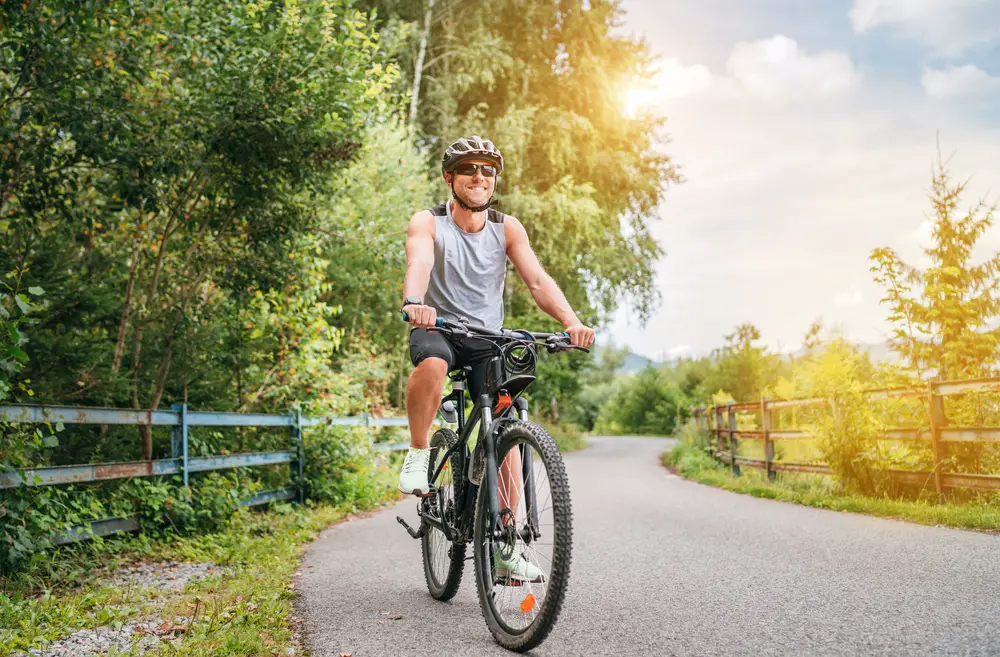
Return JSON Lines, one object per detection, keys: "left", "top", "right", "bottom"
{"left": 520, "top": 594, "right": 536, "bottom": 614}
{"left": 494, "top": 394, "right": 513, "bottom": 414}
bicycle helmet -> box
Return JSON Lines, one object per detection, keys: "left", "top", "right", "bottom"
{"left": 441, "top": 136, "right": 504, "bottom": 175}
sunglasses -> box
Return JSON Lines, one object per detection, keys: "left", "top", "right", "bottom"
{"left": 453, "top": 163, "right": 498, "bottom": 178}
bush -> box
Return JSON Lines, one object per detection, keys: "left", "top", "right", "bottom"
{"left": 664, "top": 420, "right": 718, "bottom": 477}
{"left": 594, "top": 367, "right": 684, "bottom": 436}
{"left": 301, "top": 425, "right": 394, "bottom": 508}
{"left": 542, "top": 421, "right": 587, "bottom": 452}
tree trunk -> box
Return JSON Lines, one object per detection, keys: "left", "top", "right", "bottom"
{"left": 408, "top": 0, "right": 436, "bottom": 139}
{"left": 112, "top": 231, "right": 143, "bottom": 375}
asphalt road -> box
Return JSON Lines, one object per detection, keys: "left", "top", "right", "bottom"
{"left": 296, "top": 436, "right": 1000, "bottom": 656}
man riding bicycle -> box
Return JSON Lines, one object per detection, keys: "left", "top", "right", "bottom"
{"left": 398, "top": 136, "right": 595, "bottom": 578}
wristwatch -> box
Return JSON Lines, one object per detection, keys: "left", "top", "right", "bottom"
{"left": 402, "top": 296, "right": 422, "bottom": 308}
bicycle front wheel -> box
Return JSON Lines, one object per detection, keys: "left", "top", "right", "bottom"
{"left": 472, "top": 421, "right": 573, "bottom": 652}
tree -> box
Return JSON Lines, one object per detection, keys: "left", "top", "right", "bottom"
{"left": 364, "top": 0, "right": 679, "bottom": 328}
{"left": 3, "top": 0, "right": 395, "bottom": 459}
{"left": 697, "top": 323, "right": 775, "bottom": 403}
{"left": 871, "top": 154, "right": 1000, "bottom": 382}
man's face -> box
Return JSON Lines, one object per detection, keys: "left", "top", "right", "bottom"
{"left": 446, "top": 159, "right": 496, "bottom": 208}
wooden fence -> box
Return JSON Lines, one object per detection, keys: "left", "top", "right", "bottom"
{"left": 690, "top": 376, "right": 1000, "bottom": 499}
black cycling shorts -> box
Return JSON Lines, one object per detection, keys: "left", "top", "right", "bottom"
{"left": 409, "top": 327, "right": 495, "bottom": 399}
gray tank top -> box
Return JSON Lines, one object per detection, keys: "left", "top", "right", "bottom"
{"left": 423, "top": 201, "right": 507, "bottom": 330}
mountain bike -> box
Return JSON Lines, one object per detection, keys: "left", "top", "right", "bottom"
{"left": 396, "top": 315, "right": 587, "bottom": 652}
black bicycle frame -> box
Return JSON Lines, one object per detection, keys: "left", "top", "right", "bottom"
{"left": 422, "top": 355, "right": 539, "bottom": 544}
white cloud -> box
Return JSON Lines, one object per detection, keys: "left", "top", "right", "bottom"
{"left": 609, "top": 49, "right": 1000, "bottom": 358}
{"left": 630, "top": 36, "right": 859, "bottom": 112}
{"left": 851, "top": 0, "right": 1000, "bottom": 56}
{"left": 656, "top": 60, "right": 714, "bottom": 99}
{"left": 922, "top": 65, "right": 1000, "bottom": 98}
{"left": 724, "top": 35, "right": 861, "bottom": 103}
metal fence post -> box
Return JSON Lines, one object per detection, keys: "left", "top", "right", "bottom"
{"left": 928, "top": 380, "right": 948, "bottom": 502}
{"left": 762, "top": 397, "right": 774, "bottom": 482}
{"left": 179, "top": 403, "right": 189, "bottom": 487}
{"left": 171, "top": 404, "right": 183, "bottom": 460}
{"left": 290, "top": 409, "right": 304, "bottom": 504}
{"left": 727, "top": 400, "right": 740, "bottom": 476}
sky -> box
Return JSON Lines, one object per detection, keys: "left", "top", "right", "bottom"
{"left": 609, "top": 0, "right": 1000, "bottom": 361}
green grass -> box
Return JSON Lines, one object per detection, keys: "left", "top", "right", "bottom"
{"left": 663, "top": 440, "right": 1000, "bottom": 533}
{"left": 0, "top": 496, "right": 399, "bottom": 656}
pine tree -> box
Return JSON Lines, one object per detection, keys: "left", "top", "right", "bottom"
{"left": 871, "top": 153, "right": 1000, "bottom": 382}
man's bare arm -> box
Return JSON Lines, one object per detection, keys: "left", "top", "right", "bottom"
{"left": 403, "top": 211, "right": 437, "bottom": 327}
{"left": 505, "top": 216, "right": 595, "bottom": 347}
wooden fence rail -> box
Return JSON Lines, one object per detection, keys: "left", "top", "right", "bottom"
{"left": 690, "top": 376, "right": 1000, "bottom": 499}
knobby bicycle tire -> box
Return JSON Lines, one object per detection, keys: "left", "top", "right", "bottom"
{"left": 472, "top": 420, "right": 573, "bottom": 652}
{"left": 421, "top": 428, "right": 467, "bottom": 600}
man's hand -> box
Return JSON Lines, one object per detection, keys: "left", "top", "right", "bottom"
{"left": 403, "top": 304, "right": 438, "bottom": 328}
{"left": 564, "top": 323, "right": 595, "bottom": 348}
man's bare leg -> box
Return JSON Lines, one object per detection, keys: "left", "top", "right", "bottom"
{"left": 499, "top": 447, "right": 523, "bottom": 522}
{"left": 405, "top": 357, "right": 448, "bottom": 448}
{"left": 398, "top": 357, "right": 448, "bottom": 495}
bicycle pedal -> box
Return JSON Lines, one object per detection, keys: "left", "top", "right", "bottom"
{"left": 494, "top": 577, "right": 525, "bottom": 587}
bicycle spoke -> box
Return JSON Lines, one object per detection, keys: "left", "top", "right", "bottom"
{"left": 483, "top": 435, "right": 561, "bottom": 634}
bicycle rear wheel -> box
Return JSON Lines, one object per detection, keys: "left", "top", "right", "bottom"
{"left": 421, "top": 428, "right": 466, "bottom": 601}
{"left": 473, "top": 421, "right": 572, "bottom": 652}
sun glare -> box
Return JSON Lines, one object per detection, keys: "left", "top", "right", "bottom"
{"left": 621, "top": 61, "right": 713, "bottom": 116}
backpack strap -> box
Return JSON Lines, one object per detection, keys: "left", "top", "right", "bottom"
{"left": 429, "top": 202, "right": 448, "bottom": 217}
{"left": 487, "top": 208, "right": 505, "bottom": 224}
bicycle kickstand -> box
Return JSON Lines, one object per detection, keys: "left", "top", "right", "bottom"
{"left": 397, "top": 516, "right": 426, "bottom": 539}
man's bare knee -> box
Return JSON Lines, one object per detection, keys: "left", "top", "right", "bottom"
{"left": 412, "top": 357, "right": 448, "bottom": 383}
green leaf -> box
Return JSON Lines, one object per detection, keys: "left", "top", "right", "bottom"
{"left": 27, "top": 286, "right": 44, "bottom": 296}
{"left": 14, "top": 295, "right": 30, "bottom": 314}
{"left": 43, "top": 435, "right": 59, "bottom": 448}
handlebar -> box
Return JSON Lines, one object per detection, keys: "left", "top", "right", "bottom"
{"left": 401, "top": 311, "right": 589, "bottom": 353}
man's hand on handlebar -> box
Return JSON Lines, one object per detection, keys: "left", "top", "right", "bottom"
{"left": 403, "top": 304, "right": 437, "bottom": 328}
{"left": 563, "top": 323, "right": 595, "bottom": 349}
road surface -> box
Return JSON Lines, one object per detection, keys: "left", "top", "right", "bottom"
{"left": 296, "top": 436, "right": 1000, "bottom": 656}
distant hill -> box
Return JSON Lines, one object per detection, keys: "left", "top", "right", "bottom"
{"left": 785, "top": 340, "right": 899, "bottom": 364}
{"left": 620, "top": 351, "right": 656, "bottom": 373}
{"left": 591, "top": 344, "right": 657, "bottom": 374}
{"left": 594, "top": 340, "right": 899, "bottom": 375}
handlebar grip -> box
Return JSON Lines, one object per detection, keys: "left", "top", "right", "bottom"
{"left": 401, "top": 310, "right": 443, "bottom": 328}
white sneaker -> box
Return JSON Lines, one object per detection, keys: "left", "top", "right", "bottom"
{"left": 493, "top": 552, "right": 545, "bottom": 583}
{"left": 398, "top": 447, "right": 431, "bottom": 496}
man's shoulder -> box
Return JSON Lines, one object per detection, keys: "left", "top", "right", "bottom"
{"left": 408, "top": 209, "right": 437, "bottom": 236}
{"left": 499, "top": 213, "right": 525, "bottom": 232}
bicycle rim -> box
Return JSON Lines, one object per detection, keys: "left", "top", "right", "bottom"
{"left": 422, "top": 428, "right": 465, "bottom": 600}
{"left": 473, "top": 421, "right": 572, "bottom": 651}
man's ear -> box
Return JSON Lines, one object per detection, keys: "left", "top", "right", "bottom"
{"left": 443, "top": 172, "right": 453, "bottom": 185}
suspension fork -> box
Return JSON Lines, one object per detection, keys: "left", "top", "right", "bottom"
{"left": 479, "top": 393, "right": 503, "bottom": 539}
{"left": 514, "top": 397, "right": 542, "bottom": 542}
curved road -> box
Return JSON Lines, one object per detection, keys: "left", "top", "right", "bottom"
{"left": 297, "top": 436, "right": 1000, "bottom": 656}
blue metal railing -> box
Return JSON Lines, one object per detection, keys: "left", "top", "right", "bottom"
{"left": 0, "top": 403, "right": 415, "bottom": 544}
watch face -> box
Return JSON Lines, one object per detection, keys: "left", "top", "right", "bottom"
{"left": 404, "top": 296, "right": 422, "bottom": 306}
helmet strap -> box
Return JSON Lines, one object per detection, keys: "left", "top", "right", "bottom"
{"left": 450, "top": 180, "right": 495, "bottom": 213}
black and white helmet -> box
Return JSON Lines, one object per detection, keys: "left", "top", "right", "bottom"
{"left": 441, "top": 136, "right": 504, "bottom": 175}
